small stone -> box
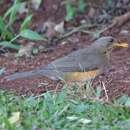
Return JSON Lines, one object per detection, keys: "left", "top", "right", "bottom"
{"left": 54, "top": 21, "right": 65, "bottom": 34}
{"left": 38, "top": 82, "right": 49, "bottom": 87}
{"left": 61, "top": 41, "right": 68, "bottom": 45}
{"left": 17, "top": 42, "right": 35, "bottom": 58}
{"left": 80, "top": 19, "right": 86, "bottom": 24}
{"left": 120, "top": 30, "right": 129, "bottom": 35}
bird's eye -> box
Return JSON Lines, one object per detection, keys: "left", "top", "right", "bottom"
{"left": 109, "top": 38, "right": 114, "bottom": 43}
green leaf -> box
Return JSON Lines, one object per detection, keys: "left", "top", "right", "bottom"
{"left": 20, "top": 29, "right": 44, "bottom": 40}
{"left": 74, "top": 103, "right": 88, "bottom": 113}
{"left": 0, "top": 0, "right": 4, "bottom": 4}
{"left": 0, "top": 16, "right": 5, "bottom": 32}
{"left": 44, "top": 92, "right": 54, "bottom": 110}
{"left": 4, "top": 3, "right": 21, "bottom": 25}
{"left": 78, "top": 0, "right": 86, "bottom": 13}
{"left": 107, "top": 0, "right": 113, "bottom": 8}
{"left": 32, "top": 48, "right": 39, "bottom": 54}
{"left": 56, "top": 87, "right": 67, "bottom": 104}
{"left": 20, "top": 15, "right": 32, "bottom": 31}
{"left": 1, "top": 30, "right": 14, "bottom": 40}
{"left": 95, "top": 86, "right": 102, "bottom": 98}
{"left": 0, "top": 68, "right": 5, "bottom": 75}
{"left": 65, "top": 1, "right": 76, "bottom": 21}
{"left": 116, "top": 95, "right": 129, "bottom": 105}
{"left": 4, "top": 0, "right": 20, "bottom": 18}
{"left": 125, "top": 98, "right": 130, "bottom": 106}
{"left": 0, "top": 41, "right": 20, "bottom": 50}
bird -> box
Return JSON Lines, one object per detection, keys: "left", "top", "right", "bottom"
{"left": 5, "top": 36, "right": 128, "bottom": 81}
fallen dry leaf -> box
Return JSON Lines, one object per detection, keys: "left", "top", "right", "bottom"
{"left": 43, "top": 21, "right": 57, "bottom": 40}
{"left": 54, "top": 21, "right": 65, "bottom": 34}
{"left": 17, "top": 42, "right": 34, "bottom": 58}
{"left": 8, "top": 112, "right": 20, "bottom": 124}
{"left": 31, "top": 0, "right": 42, "bottom": 10}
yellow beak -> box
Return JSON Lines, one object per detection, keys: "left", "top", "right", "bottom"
{"left": 114, "top": 42, "right": 128, "bottom": 48}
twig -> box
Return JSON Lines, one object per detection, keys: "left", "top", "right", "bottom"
{"left": 54, "top": 82, "right": 61, "bottom": 94}
{"left": 102, "top": 81, "right": 109, "bottom": 102}
{"left": 59, "top": 23, "right": 114, "bottom": 42}
{"left": 58, "top": 24, "right": 98, "bottom": 41}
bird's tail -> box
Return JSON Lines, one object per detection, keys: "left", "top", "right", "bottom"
{"left": 5, "top": 66, "right": 62, "bottom": 80}
{"left": 5, "top": 69, "right": 42, "bottom": 81}
{"left": 5, "top": 68, "right": 60, "bottom": 81}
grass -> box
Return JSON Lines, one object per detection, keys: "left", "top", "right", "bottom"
{"left": 65, "top": 0, "right": 86, "bottom": 21}
{"left": 0, "top": 85, "right": 130, "bottom": 130}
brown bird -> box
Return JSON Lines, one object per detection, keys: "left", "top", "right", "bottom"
{"left": 5, "top": 36, "right": 128, "bottom": 81}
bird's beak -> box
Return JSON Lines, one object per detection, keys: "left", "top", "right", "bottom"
{"left": 114, "top": 42, "right": 128, "bottom": 48}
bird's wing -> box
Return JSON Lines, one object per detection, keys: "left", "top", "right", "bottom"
{"left": 45, "top": 47, "right": 105, "bottom": 72}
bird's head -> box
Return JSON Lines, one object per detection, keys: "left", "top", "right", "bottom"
{"left": 92, "top": 36, "right": 128, "bottom": 54}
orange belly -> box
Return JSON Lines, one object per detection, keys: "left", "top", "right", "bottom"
{"left": 63, "top": 69, "right": 100, "bottom": 81}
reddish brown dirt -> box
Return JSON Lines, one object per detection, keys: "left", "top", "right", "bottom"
{"left": 0, "top": 0, "right": 130, "bottom": 99}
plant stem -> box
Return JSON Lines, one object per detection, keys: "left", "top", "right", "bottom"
{"left": 10, "top": 34, "right": 20, "bottom": 42}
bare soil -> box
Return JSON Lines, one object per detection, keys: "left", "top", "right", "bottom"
{"left": 0, "top": 0, "right": 130, "bottom": 99}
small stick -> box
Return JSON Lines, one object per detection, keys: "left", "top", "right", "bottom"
{"left": 102, "top": 81, "right": 109, "bottom": 102}
{"left": 58, "top": 24, "right": 98, "bottom": 40}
